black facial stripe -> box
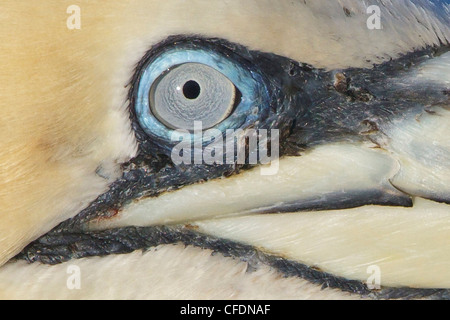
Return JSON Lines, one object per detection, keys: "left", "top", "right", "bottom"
{"left": 16, "top": 225, "right": 450, "bottom": 300}
{"left": 55, "top": 157, "right": 241, "bottom": 232}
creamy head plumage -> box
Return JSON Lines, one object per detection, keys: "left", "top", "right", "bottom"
{"left": 0, "top": 0, "right": 449, "bottom": 299}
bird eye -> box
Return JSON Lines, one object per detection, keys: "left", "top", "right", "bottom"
{"left": 150, "top": 63, "right": 237, "bottom": 131}
{"left": 133, "top": 39, "right": 270, "bottom": 150}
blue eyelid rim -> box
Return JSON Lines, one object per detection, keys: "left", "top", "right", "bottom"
{"left": 135, "top": 47, "right": 270, "bottom": 145}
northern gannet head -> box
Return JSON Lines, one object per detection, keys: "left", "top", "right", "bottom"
{"left": 0, "top": 0, "right": 449, "bottom": 299}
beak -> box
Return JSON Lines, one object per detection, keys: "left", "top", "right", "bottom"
{"left": 20, "top": 48, "right": 450, "bottom": 295}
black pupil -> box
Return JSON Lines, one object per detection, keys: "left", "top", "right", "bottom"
{"left": 183, "top": 80, "right": 201, "bottom": 100}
